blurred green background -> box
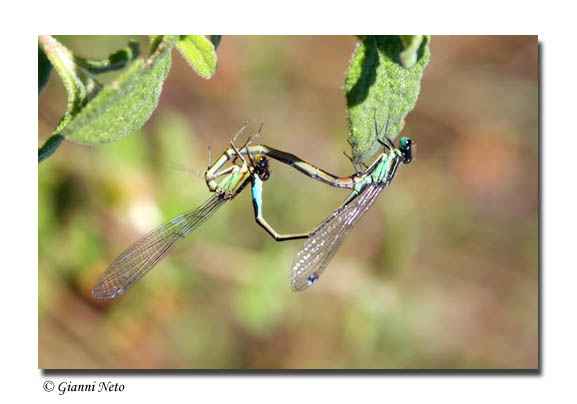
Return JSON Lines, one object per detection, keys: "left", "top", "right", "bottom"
{"left": 38, "top": 36, "right": 538, "bottom": 369}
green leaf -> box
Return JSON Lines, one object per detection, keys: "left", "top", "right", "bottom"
{"left": 73, "top": 39, "right": 140, "bottom": 74}
{"left": 176, "top": 35, "right": 217, "bottom": 79}
{"left": 61, "top": 36, "right": 175, "bottom": 144}
{"left": 344, "top": 35, "right": 430, "bottom": 164}
{"left": 38, "top": 45, "right": 52, "bottom": 95}
{"left": 38, "top": 35, "right": 103, "bottom": 121}
{"left": 38, "top": 35, "right": 104, "bottom": 161}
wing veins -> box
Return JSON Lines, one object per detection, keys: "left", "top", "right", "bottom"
{"left": 92, "top": 195, "right": 226, "bottom": 299}
{"left": 290, "top": 184, "right": 384, "bottom": 291}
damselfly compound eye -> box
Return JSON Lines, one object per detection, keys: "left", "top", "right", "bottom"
{"left": 399, "top": 137, "right": 413, "bottom": 164}
{"left": 256, "top": 156, "right": 271, "bottom": 181}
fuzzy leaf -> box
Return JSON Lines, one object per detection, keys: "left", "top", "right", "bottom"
{"left": 38, "top": 35, "right": 103, "bottom": 121}
{"left": 38, "top": 35, "right": 104, "bottom": 162}
{"left": 345, "top": 35, "right": 430, "bottom": 164}
{"left": 38, "top": 45, "right": 52, "bottom": 95}
{"left": 176, "top": 35, "right": 217, "bottom": 79}
{"left": 61, "top": 36, "right": 175, "bottom": 144}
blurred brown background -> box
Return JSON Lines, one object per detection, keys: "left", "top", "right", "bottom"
{"left": 38, "top": 36, "right": 538, "bottom": 369}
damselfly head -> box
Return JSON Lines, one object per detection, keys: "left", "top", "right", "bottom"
{"left": 254, "top": 155, "right": 271, "bottom": 181}
{"left": 399, "top": 137, "right": 413, "bottom": 164}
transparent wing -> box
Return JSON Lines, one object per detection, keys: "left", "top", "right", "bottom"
{"left": 92, "top": 195, "right": 227, "bottom": 299}
{"left": 290, "top": 184, "right": 385, "bottom": 291}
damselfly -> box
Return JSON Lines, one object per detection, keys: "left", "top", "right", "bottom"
{"left": 289, "top": 133, "right": 413, "bottom": 290}
{"left": 210, "top": 116, "right": 414, "bottom": 291}
{"left": 92, "top": 123, "right": 307, "bottom": 300}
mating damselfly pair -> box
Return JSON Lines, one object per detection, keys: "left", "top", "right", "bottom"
{"left": 92, "top": 117, "right": 414, "bottom": 299}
